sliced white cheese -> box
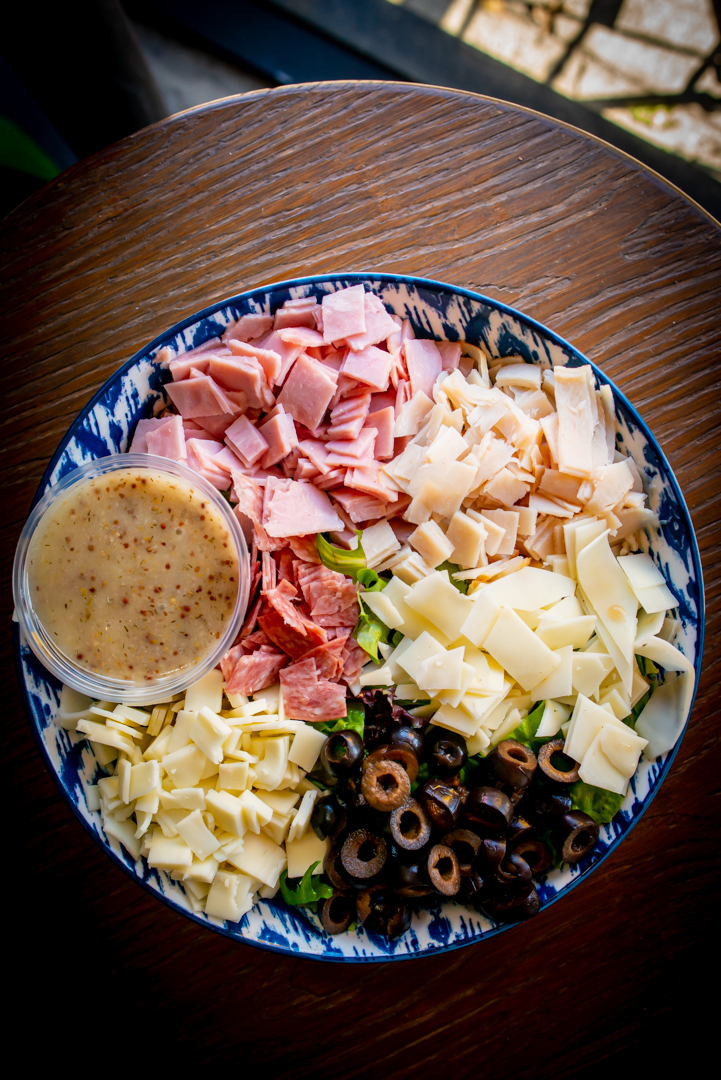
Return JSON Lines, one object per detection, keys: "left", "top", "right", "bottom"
{"left": 432, "top": 702, "right": 481, "bottom": 737}
{"left": 535, "top": 699, "right": 571, "bottom": 737}
{"left": 360, "top": 588, "right": 404, "bottom": 630}
{"left": 382, "top": 576, "right": 451, "bottom": 644}
{"left": 415, "top": 646, "right": 465, "bottom": 692}
{"left": 184, "top": 669, "right": 224, "bottom": 714}
{"left": 634, "top": 582, "right": 677, "bottom": 614}
{"left": 571, "top": 651, "right": 615, "bottom": 698}
{"left": 530, "top": 645, "right": 573, "bottom": 701}
{"left": 161, "top": 744, "right": 207, "bottom": 788}
{"left": 253, "top": 737, "right": 290, "bottom": 790}
{"left": 435, "top": 662, "right": 477, "bottom": 707}
{"left": 226, "top": 831, "right": 286, "bottom": 889}
{"left": 635, "top": 670, "right": 695, "bottom": 760}
{"left": 599, "top": 724, "right": 648, "bottom": 778}
{"left": 217, "top": 761, "right": 252, "bottom": 792}
{"left": 205, "top": 789, "right": 247, "bottom": 837}
{"left": 481, "top": 566, "right": 576, "bottom": 611}
{"left": 190, "top": 708, "right": 233, "bottom": 765}
{"left": 564, "top": 695, "right": 632, "bottom": 763}
{"left": 395, "top": 630, "right": 447, "bottom": 683}
{"left": 578, "top": 732, "right": 628, "bottom": 795}
{"left": 484, "top": 607, "right": 561, "bottom": 691}
{"left": 288, "top": 723, "right": 328, "bottom": 773}
{"left": 147, "top": 828, "right": 193, "bottom": 870}
{"left": 598, "top": 687, "right": 632, "bottom": 720}
{"left": 285, "top": 830, "right": 329, "bottom": 880}
{"left": 128, "top": 760, "right": 161, "bottom": 802}
{"left": 636, "top": 637, "right": 693, "bottom": 674}
{"left": 404, "top": 571, "right": 474, "bottom": 641}
{"left": 205, "top": 870, "right": 254, "bottom": 922}
{"left": 459, "top": 590, "right": 502, "bottom": 648}
{"left": 536, "top": 615, "right": 597, "bottom": 650}
{"left": 408, "top": 520, "right": 455, "bottom": 568}
{"left": 176, "top": 809, "right": 221, "bottom": 861}
{"left": 576, "top": 532, "right": 637, "bottom": 694}
{"left": 362, "top": 519, "right": 400, "bottom": 568}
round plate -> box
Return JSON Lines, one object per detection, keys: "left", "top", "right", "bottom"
{"left": 14, "top": 272, "right": 704, "bottom": 961}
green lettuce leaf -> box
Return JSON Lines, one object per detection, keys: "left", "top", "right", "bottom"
{"left": 437, "top": 560, "right": 468, "bottom": 594}
{"left": 316, "top": 531, "right": 366, "bottom": 580}
{"left": 507, "top": 701, "right": 549, "bottom": 752}
{"left": 354, "top": 567, "right": 393, "bottom": 663}
{"left": 316, "top": 700, "right": 365, "bottom": 738}
{"left": 279, "top": 862, "right": 334, "bottom": 906}
{"left": 569, "top": 780, "right": 625, "bottom": 825}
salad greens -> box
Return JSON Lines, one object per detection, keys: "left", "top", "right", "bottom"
{"left": 317, "top": 700, "right": 365, "bottom": 738}
{"left": 279, "top": 862, "right": 334, "bottom": 907}
{"left": 316, "top": 530, "right": 366, "bottom": 580}
{"left": 354, "top": 566, "right": 393, "bottom": 663}
{"left": 507, "top": 702, "right": 549, "bottom": 753}
{"left": 437, "top": 560, "right": 468, "bottom": 594}
{"left": 569, "top": 781, "right": 625, "bottom": 825}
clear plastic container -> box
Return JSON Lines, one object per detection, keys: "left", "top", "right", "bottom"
{"left": 13, "top": 454, "right": 249, "bottom": 705}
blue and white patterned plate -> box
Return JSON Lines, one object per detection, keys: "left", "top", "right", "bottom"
{"left": 15, "top": 273, "right": 704, "bottom": 961}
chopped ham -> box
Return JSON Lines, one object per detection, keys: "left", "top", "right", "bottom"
{"left": 222, "top": 313, "right": 273, "bottom": 343}
{"left": 225, "top": 414, "right": 269, "bottom": 467}
{"left": 363, "top": 407, "right": 395, "bottom": 459}
{"left": 165, "top": 375, "right": 239, "bottom": 419}
{"left": 273, "top": 298, "right": 319, "bottom": 330}
{"left": 232, "top": 472, "right": 265, "bottom": 528}
{"left": 280, "top": 659, "right": 347, "bottom": 721}
{"left": 226, "top": 339, "right": 282, "bottom": 385}
{"left": 192, "top": 412, "right": 238, "bottom": 439}
{"left": 277, "top": 353, "right": 338, "bottom": 431}
{"left": 340, "top": 345, "right": 392, "bottom": 392}
{"left": 288, "top": 535, "right": 322, "bottom": 563}
{"left": 169, "top": 354, "right": 211, "bottom": 381}
{"left": 185, "top": 439, "right": 229, "bottom": 487}
{"left": 263, "top": 477, "right": 344, "bottom": 537}
{"left": 129, "top": 417, "right": 172, "bottom": 454}
{"left": 345, "top": 292, "right": 399, "bottom": 351}
{"left": 258, "top": 409, "right": 298, "bottom": 468}
{"left": 322, "top": 284, "right": 366, "bottom": 343}
{"left": 278, "top": 326, "right": 325, "bottom": 348}
{"left": 257, "top": 331, "right": 303, "bottom": 384}
{"left": 404, "top": 339, "right": 443, "bottom": 399}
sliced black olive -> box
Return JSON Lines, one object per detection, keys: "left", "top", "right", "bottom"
{"left": 341, "top": 829, "right": 389, "bottom": 880}
{"left": 367, "top": 743, "right": 419, "bottom": 783}
{"left": 393, "top": 860, "right": 435, "bottom": 900}
{"left": 441, "top": 829, "right": 482, "bottom": 876}
{"left": 512, "top": 838, "right": 552, "bottom": 876}
{"left": 482, "top": 884, "right": 540, "bottom": 922}
{"left": 464, "top": 786, "right": 514, "bottom": 835}
{"left": 554, "top": 811, "right": 600, "bottom": 864}
{"left": 426, "top": 727, "right": 467, "bottom": 775}
{"left": 361, "top": 757, "right": 411, "bottom": 811}
{"left": 321, "top": 730, "right": 364, "bottom": 777}
{"left": 527, "top": 783, "right": 574, "bottom": 820}
{"left": 476, "top": 837, "right": 507, "bottom": 872}
{"left": 507, "top": 813, "right": 535, "bottom": 846}
{"left": 389, "top": 798, "right": 431, "bottom": 851}
{"left": 311, "top": 795, "right": 347, "bottom": 840}
{"left": 427, "top": 844, "right": 461, "bottom": 896}
{"left": 487, "top": 740, "right": 537, "bottom": 790}
{"left": 495, "top": 851, "right": 533, "bottom": 888}
{"left": 389, "top": 723, "right": 424, "bottom": 758}
{"left": 537, "top": 739, "right": 581, "bottom": 784}
{"left": 458, "top": 868, "right": 486, "bottom": 904}
{"left": 324, "top": 844, "right": 350, "bottom": 891}
{"left": 320, "top": 892, "right": 354, "bottom": 934}
{"left": 417, "top": 779, "right": 462, "bottom": 831}
{"left": 357, "top": 886, "right": 412, "bottom": 938}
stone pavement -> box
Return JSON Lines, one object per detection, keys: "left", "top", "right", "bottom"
{"left": 391, "top": 0, "right": 720, "bottom": 181}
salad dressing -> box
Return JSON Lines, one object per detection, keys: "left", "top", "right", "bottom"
{"left": 27, "top": 468, "right": 238, "bottom": 682}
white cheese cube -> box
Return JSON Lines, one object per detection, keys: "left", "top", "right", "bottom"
{"left": 362, "top": 520, "right": 400, "bottom": 568}
{"left": 205, "top": 869, "right": 254, "bottom": 922}
{"left": 408, "top": 520, "right": 455, "bottom": 568}
{"left": 159, "top": 787, "right": 206, "bottom": 811}
{"left": 217, "top": 761, "right": 251, "bottom": 792}
{"left": 128, "top": 760, "right": 161, "bottom": 801}
{"left": 175, "top": 809, "right": 221, "bottom": 860}
{"left": 184, "top": 669, "right": 224, "bottom": 714}
{"left": 142, "top": 725, "right": 173, "bottom": 762}
{"left": 238, "top": 789, "right": 274, "bottom": 833}
{"left": 484, "top": 607, "right": 561, "bottom": 691}
{"left": 404, "top": 571, "right": 474, "bottom": 641}
{"left": 285, "top": 830, "right": 329, "bottom": 880}
{"left": 226, "top": 831, "right": 286, "bottom": 888}
{"left": 147, "top": 828, "right": 193, "bottom": 870}
{"left": 166, "top": 710, "right": 197, "bottom": 754}
{"left": 481, "top": 509, "right": 519, "bottom": 556}
{"left": 190, "top": 708, "right": 232, "bottom": 764}
{"left": 134, "top": 790, "right": 161, "bottom": 814}
{"left": 288, "top": 723, "right": 327, "bottom": 773}
{"left": 445, "top": 511, "right": 486, "bottom": 569}
{"left": 205, "top": 789, "right": 246, "bottom": 836}
{"left": 253, "top": 737, "right": 290, "bottom": 790}
{"left": 161, "top": 744, "right": 207, "bottom": 788}
{"left": 182, "top": 856, "right": 219, "bottom": 884}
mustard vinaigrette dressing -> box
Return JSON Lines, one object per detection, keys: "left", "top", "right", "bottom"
{"left": 26, "top": 468, "right": 239, "bottom": 683}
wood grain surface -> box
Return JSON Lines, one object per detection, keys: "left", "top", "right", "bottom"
{"left": 2, "top": 83, "right": 719, "bottom": 1074}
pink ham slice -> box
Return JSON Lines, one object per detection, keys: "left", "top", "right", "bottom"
{"left": 362, "top": 407, "right": 395, "bottom": 460}
{"left": 322, "top": 285, "right": 366, "bottom": 344}
{"left": 345, "top": 462, "right": 398, "bottom": 502}
{"left": 263, "top": 477, "right": 344, "bottom": 537}
{"left": 295, "top": 459, "right": 321, "bottom": 481}
{"left": 280, "top": 659, "right": 347, "bottom": 722}
{"left": 325, "top": 428, "right": 377, "bottom": 466}
{"left": 169, "top": 355, "right": 211, "bottom": 381}
{"left": 277, "top": 353, "right": 338, "bottom": 431}
{"left": 165, "top": 375, "right": 239, "bottom": 419}
{"left": 185, "top": 439, "right": 230, "bottom": 488}
{"left": 193, "top": 412, "right": 238, "bottom": 439}
{"left": 145, "top": 415, "right": 187, "bottom": 461}
{"left": 208, "top": 354, "right": 274, "bottom": 408}
{"left": 404, "top": 339, "right": 442, "bottom": 400}
{"left": 222, "top": 314, "right": 273, "bottom": 343}
{"left": 438, "top": 342, "right": 462, "bottom": 371}
{"left": 288, "top": 535, "right": 322, "bottom": 563}
{"left": 225, "top": 648, "right": 289, "bottom": 695}
{"left": 345, "top": 292, "right": 399, "bottom": 351}
{"left": 225, "top": 414, "right": 269, "bottom": 467}
{"left": 227, "top": 338, "right": 282, "bottom": 385}
{"left": 232, "top": 472, "right": 265, "bottom": 529}
{"left": 258, "top": 409, "right": 298, "bottom": 469}
{"left": 273, "top": 298, "right": 319, "bottom": 330}
{"left": 257, "top": 331, "right": 303, "bottom": 384}
{"left": 277, "top": 326, "right": 325, "bottom": 348}
{"left": 129, "top": 417, "right": 173, "bottom": 453}
{"left": 297, "top": 439, "right": 331, "bottom": 475}
{"left": 340, "top": 345, "right": 392, "bottom": 392}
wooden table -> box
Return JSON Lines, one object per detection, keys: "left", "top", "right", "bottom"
{"left": 2, "top": 83, "right": 719, "bottom": 1072}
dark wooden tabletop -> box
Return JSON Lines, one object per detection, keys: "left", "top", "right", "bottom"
{"left": 2, "top": 83, "right": 719, "bottom": 1074}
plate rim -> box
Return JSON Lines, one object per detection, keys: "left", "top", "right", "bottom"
{"left": 14, "top": 270, "right": 706, "bottom": 961}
